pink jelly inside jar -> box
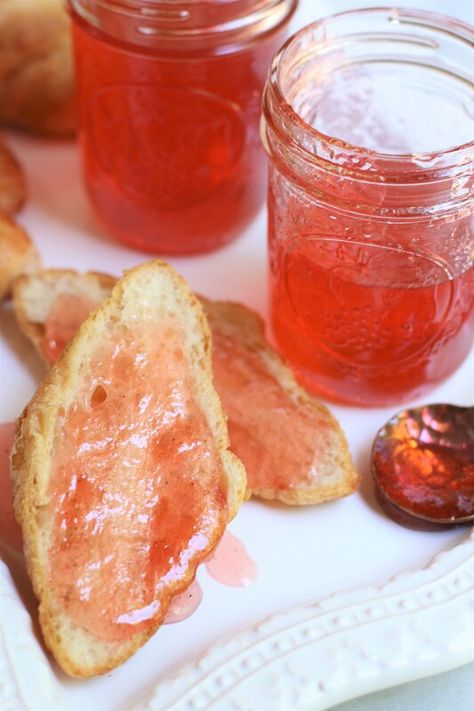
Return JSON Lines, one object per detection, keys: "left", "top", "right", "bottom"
{"left": 261, "top": 8, "right": 474, "bottom": 406}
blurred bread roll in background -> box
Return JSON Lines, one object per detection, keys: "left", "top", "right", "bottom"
{"left": 0, "top": 135, "right": 26, "bottom": 213}
{"left": 0, "top": 134, "right": 32, "bottom": 300}
{"left": 0, "top": 0, "right": 75, "bottom": 136}
{"left": 0, "top": 216, "right": 40, "bottom": 300}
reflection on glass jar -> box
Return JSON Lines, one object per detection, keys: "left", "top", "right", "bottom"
{"left": 261, "top": 8, "right": 474, "bottom": 406}
{"left": 68, "top": 0, "right": 297, "bottom": 254}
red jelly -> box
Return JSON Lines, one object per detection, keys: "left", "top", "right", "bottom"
{"left": 68, "top": 0, "right": 296, "bottom": 254}
{"left": 261, "top": 9, "right": 474, "bottom": 405}
{"left": 372, "top": 404, "right": 474, "bottom": 526}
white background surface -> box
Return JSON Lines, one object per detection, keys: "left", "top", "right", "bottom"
{"left": 0, "top": 0, "right": 473, "bottom": 709}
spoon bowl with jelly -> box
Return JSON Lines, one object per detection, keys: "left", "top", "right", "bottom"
{"left": 371, "top": 404, "right": 474, "bottom": 530}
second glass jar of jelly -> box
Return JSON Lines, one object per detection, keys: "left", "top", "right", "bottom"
{"left": 261, "top": 8, "right": 474, "bottom": 406}
{"left": 68, "top": 0, "right": 297, "bottom": 254}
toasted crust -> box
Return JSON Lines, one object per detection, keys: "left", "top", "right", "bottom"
{"left": 11, "top": 260, "right": 246, "bottom": 677}
{"left": 0, "top": 135, "right": 26, "bottom": 214}
{"left": 0, "top": 0, "right": 75, "bottom": 136}
{"left": 0, "top": 215, "right": 40, "bottom": 299}
{"left": 13, "top": 268, "right": 359, "bottom": 507}
{"left": 202, "top": 299, "right": 360, "bottom": 505}
{"left": 12, "top": 269, "right": 117, "bottom": 354}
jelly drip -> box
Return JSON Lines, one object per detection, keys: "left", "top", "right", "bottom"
{"left": 163, "top": 579, "right": 203, "bottom": 624}
{"left": 205, "top": 530, "right": 258, "bottom": 587}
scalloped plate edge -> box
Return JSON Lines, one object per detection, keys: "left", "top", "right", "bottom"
{"left": 1, "top": 529, "right": 473, "bottom": 711}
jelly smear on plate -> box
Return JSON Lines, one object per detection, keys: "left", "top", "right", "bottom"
{"left": 205, "top": 530, "right": 258, "bottom": 587}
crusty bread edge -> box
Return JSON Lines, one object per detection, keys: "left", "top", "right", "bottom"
{"left": 0, "top": 215, "right": 41, "bottom": 300}
{"left": 11, "top": 269, "right": 118, "bottom": 362}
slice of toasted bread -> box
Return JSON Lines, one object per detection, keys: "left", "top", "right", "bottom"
{"left": 202, "top": 299, "right": 359, "bottom": 505}
{"left": 0, "top": 134, "right": 26, "bottom": 214}
{"left": 12, "top": 269, "right": 116, "bottom": 360}
{"left": 11, "top": 260, "right": 246, "bottom": 677}
{"left": 0, "top": 215, "right": 40, "bottom": 299}
{"left": 13, "top": 268, "right": 359, "bottom": 506}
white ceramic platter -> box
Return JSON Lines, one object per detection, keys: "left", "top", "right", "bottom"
{"left": 1, "top": 1, "right": 473, "bottom": 709}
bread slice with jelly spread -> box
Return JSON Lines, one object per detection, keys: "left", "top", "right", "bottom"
{"left": 11, "top": 260, "right": 246, "bottom": 677}
{"left": 203, "top": 298, "right": 359, "bottom": 505}
{"left": 13, "top": 269, "right": 116, "bottom": 360}
{"left": 13, "top": 268, "right": 359, "bottom": 506}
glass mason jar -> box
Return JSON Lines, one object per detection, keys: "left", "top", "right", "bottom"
{"left": 68, "top": 0, "right": 297, "bottom": 254}
{"left": 261, "top": 8, "right": 474, "bottom": 407}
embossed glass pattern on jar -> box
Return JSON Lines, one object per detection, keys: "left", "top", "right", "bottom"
{"left": 68, "top": 0, "right": 297, "bottom": 254}
{"left": 261, "top": 8, "right": 474, "bottom": 406}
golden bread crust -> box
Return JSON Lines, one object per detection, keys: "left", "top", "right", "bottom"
{"left": 12, "top": 269, "right": 117, "bottom": 358}
{"left": 0, "top": 215, "right": 40, "bottom": 299}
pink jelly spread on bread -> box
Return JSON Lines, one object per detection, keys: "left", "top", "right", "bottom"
{"left": 43, "top": 293, "right": 98, "bottom": 362}
{"left": 48, "top": 323, "right": 228, "bottom": 642}
{"left": 212, "top": 330, "right": 332, "bottom": 492}
{"left": 44, "top": 293, "right": 334, "bottom": 494}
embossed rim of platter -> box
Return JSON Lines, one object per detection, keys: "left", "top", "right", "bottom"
{"left": 2, "top": 528, "right": 473, "bottom": 711}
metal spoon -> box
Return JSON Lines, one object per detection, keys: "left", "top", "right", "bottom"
{"left": 371, "top": 404, "right": 474, "bottom": 530}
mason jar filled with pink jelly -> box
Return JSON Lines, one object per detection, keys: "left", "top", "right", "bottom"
{"left": 261, "top": 8, "right": 474, "bottom": 407}
{"left": 68, "top": 0, "right": 297, "bottom": 254}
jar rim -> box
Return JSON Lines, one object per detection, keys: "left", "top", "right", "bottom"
{"left": 69, "top": 0, "right": 297, "bottom": 45}
{"left": 266, "top": 6, "right": 474, "bottom": 169}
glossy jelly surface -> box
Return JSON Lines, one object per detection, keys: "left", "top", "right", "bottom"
{"left": 48, "top": 323, "right": 228, "bottom": 642}
{"left": 205, "top": 530, "right": 258, "bottom": 587}
{"left": 264, "top": 11, "right": 474, "bottom": 405}
{"left": 71, "top": 12, "right": 284, "bottom": 254}
{"left": 270, "top": 224, "right": 474, "bottom": 405}
{"left": 372, "top": 404, "right": 474, "bottom": 524}
{"left": 163, "top": 579, "right": 203, "bottom": 625}
{"left": 43, "top": 293, "right": 341, "bottom": 496}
